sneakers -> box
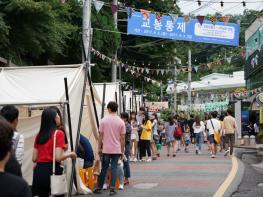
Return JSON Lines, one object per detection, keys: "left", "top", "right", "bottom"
{"left": 124, "top": 179, "right": 129, "bottom": 185}
{"left": 146, "top": 158, "right": 152, "bottom": 162}
{"left": 103, "top": 184, "right": 108, "bottom": 190}
{"left": 211, "top": 155, "right": 216, "bottom": 158}
{"left": 93, "top": 188, "right": 102, "bottom": 194}
{"left": 198, "top": 150, "right": 201, "bottom": 155}
{"left": 133, "top": 158, "right": 138, "bottom": 162}
{"left": 224, "top": 150, "right": 230, "bottom": 156}
{"left": 109, "top": 189, "right": 117, "bottom": 196}
{"left": 119, "top": 184, "right": 124, "bottom": 190}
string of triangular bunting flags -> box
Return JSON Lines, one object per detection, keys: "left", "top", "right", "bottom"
{"left": 91, "top": 48, "right": 162, "bottom": 86}
{"left": 91, "top": 48, "right": 193, "bottom": 76}
{"left": 89, "top": 0, "right": 263, "bottom": 25}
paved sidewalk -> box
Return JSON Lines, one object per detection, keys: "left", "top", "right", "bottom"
{"left": 88, "top": 144, "right": 232, "bottom": 197}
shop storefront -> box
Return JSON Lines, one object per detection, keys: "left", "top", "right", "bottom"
{"left": 245, "top": 18, "right": 263, "bottom": 90}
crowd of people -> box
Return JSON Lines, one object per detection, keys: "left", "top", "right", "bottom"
{"left": 94, "top": 102, "right": 238, "bottom": 195}
{"left": 0, "top": 105, "right": 95, "bottom": 197}
{"left": 0, "top": 102, "right": 238, "bottom": 196}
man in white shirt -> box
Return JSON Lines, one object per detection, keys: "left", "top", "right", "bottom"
{"left": 206, "top": 111, "right": 221, "bottom": 158}
{"left": 0, "top": 105, "right": 24, "bottom": 165}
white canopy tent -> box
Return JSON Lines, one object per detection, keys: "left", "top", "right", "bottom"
{"left": 94, "top": 82, "right": 120, "bottom": 119}
{"left": 0, "top": 65, "right": 99, "bottom": 194}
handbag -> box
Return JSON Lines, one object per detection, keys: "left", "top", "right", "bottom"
{"left": 50, "top": 130, "right": 68, "bottom": 195}
{"left": 210, "top": 120, "right": 220, "bottom": 144}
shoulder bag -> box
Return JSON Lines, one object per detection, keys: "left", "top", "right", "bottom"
{"left": 50, "top": 130, "right": 68, "bottom": 195}
{"left": 210, "top": 120, "right": 220, "bottom": 144}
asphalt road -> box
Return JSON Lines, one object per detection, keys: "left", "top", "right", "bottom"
{"left": 79, "top": 144, "right": 232, "bottom": 197}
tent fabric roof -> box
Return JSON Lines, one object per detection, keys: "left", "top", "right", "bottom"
{"left": 167, "top": 71, "right": 245, "bottom": 94}
{"left": 0, "top": 65, "right": 84, "bottom": 105}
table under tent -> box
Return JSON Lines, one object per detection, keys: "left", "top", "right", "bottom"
{"left": 0, "top": 64, "right": 101, "bottom": 195}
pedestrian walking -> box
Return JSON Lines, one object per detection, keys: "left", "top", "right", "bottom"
{"left": 184, "top": 126, "right": 191, "bottom": 153}
{"left": 206, "top": 111, "right": 221, "bottom": 158}
{"left": 140, "top": 112, "right": 152, "bottom": 162}
{"left": 94, "top": 102, "right": 126, "bottom": 195}
{"left": 136, "top": 107, "right": 145, "bottom": 161}
{"left": 150, "top": 113, "right": 159, "bottom": 160}
{"left": 0, "top": 118, "right": 32, "bottom": 197}
{"left": 120, "top": 112, "right": 131, "bottom": 186}
{"left": 192, "top": 116, "right": 205, "bottom": 155}
{"left": 219, "top": 114, "right": 226, "bottom": 152}
{"left": 178, "top": 111, "right": 188, "bottom": 148}
{"left": 165, "top": 116, "right": 177, "bottom": 157}
{"left": 223, "top": 109, "right": 238, "bottom": 156}
{"left": 0, "top": 105, "right": 24, "bottom": 165}
{"left": 130, "top": 112, "right": 139, "bottom": 162}
{"left": 0, "top": 105, "right": 23, "bottom": 177}
{"left": 32, "top": 107, "right": 76, "bottom": 197}
{"left": 188, "top": 114, "right": 195, "bottom": 144}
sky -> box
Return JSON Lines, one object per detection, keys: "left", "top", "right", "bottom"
{"left": 177, "top": 0, "right": 263, "bottom": 15}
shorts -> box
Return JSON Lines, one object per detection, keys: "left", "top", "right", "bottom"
{"left": 208, "top": 134, "right": 215, "bottom": 144}
{"left": 166, "top": 136, "right": 175, "bottom": 144}
{"left": 131, "top": 131, "right": 139, "bottom": 142}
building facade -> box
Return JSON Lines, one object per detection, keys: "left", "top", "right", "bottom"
{"left": 166, "top": 71, "right": 245, "bottom": 112}
{"left": 245, "top": 14, "right": 263, "bottom": 90}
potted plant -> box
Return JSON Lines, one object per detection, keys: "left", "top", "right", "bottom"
{"left": 256, "top": 130, "right": 263, "bottom": 144}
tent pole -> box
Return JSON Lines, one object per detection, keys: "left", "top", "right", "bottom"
{"left": 87, "top": 70, "right": 99, "bottom": 128}
{"left": 123, "top": 95, "right": 126, "bottom": 112}
{"left": 135, "top": 94, "right": 137, "bottom": 114}
{"left": 64, "top": 78, "right": 74, "bottom": 151}
{"left": 115, "top": 92, "right": 118, "bottom": 105}
{"left": 129, "top": 97, "right": 132, "bottom": 112}
{"left": 64, "top": 78, "right": 77, "bottom": 197}
{"left": 119, "top": 83, "right": 122, "bottom": 114}
{"left": 101, "top": 83, "right": 106, "bottom": 119}
{"left": 121, "top": 85, "right": 124, "bottom": 112}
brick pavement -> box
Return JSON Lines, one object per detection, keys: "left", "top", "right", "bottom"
{"left": 86, "top": 144, "right": 232, "bottom": 197}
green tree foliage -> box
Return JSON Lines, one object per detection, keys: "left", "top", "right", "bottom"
{"left": 0, "top": 0, "right": 120, "bottom": 69}
{"left": 91, "top": 6, "right": 121, "bottom": 82}
{"left": 0, "top": 0, "right": 80, "bottom": 65}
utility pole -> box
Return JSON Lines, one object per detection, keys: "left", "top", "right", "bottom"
{"left": 112, "top": 0, "right": 118, "bottom": 82}
{"left": 173, "top": 66, "right": 177, "bottom": 113}
{"left": 82, "top": 0, "right": 92, "bottom": 64}
{"left": 187, "top": 49, "right": 192, "bottom": 116}
{"left": 141, "top": 80, "right": 144, "bottom": 107}
{"left": 160, "top": 81, "right": 163, "bottom": 102}
{"left": 173, "top": 56, "right": 181, "bottom": 114}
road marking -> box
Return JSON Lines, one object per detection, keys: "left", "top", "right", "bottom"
{"left": 213, "top": 156, "right": 238, "bottom": 197}
{"left": 133, "top": 183, "right": 159, "bottom": 189}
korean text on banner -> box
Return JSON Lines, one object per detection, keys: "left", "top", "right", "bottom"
{"left": 128, "top": 12, "right": 240, "bottom": 46}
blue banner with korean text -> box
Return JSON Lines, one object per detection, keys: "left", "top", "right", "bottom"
{"left": 128, "top": 12, "right": 240, "bottom": 46}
